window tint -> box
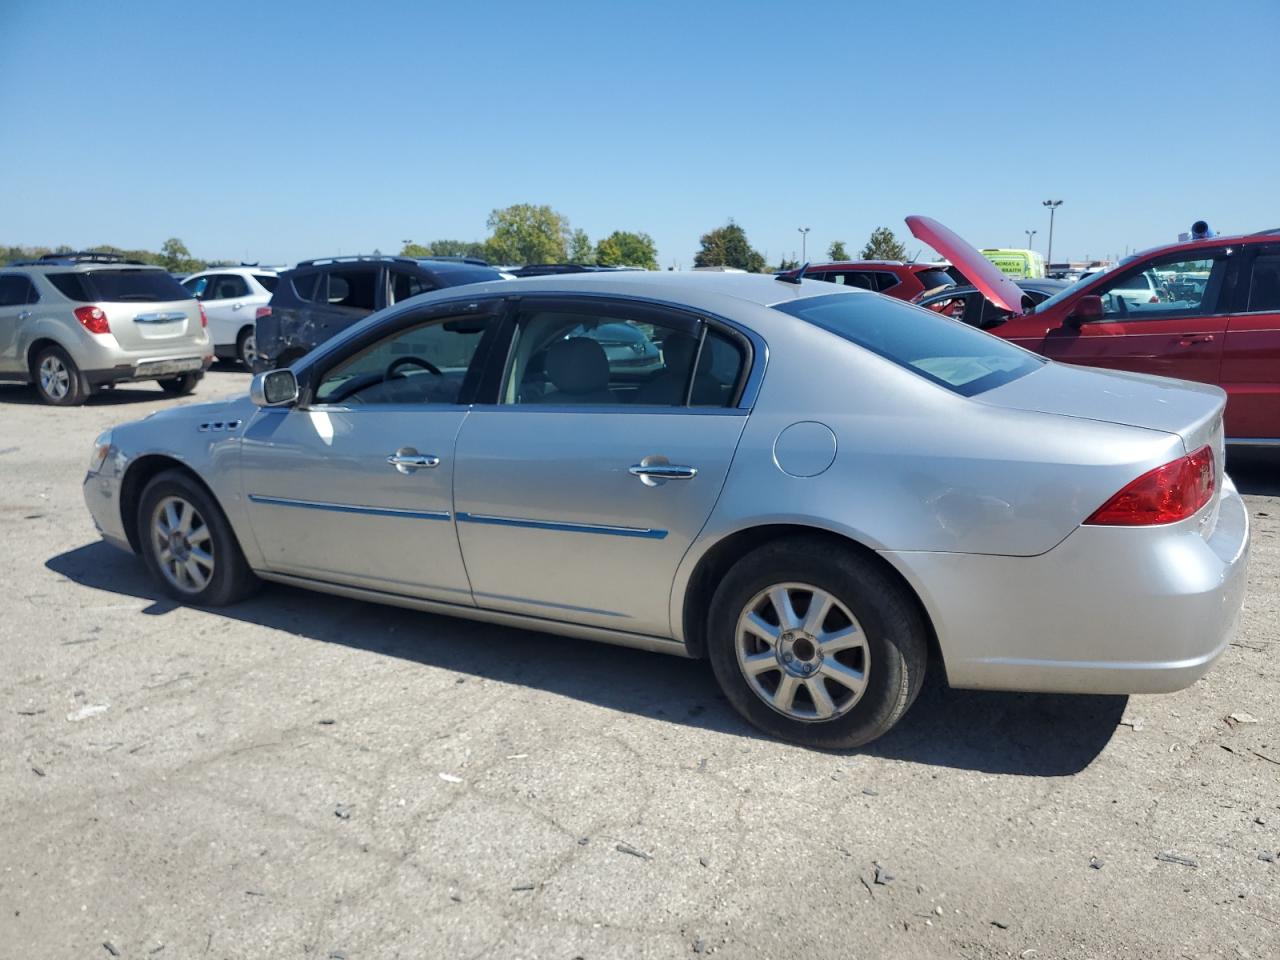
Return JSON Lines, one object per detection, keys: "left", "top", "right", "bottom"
{"left": 824, "top": 271, "right": 875, "bottom": 290}
{"left": 0, "top": 275, "right": 36, "bottom": 307}
{"left": 1246, "top": 254, "right": 1280, "bottom": 312}
{"left": 48, "top": 269, "right": 188, "bottom": 303}
{"left": 775, "top": 293, "right": 1042, "bottom": 397}
{"left": 183, "top": 275, "right": 211, "bottom": 299}
{"left": 1096, "top": 256, "right": 1221, "bottom": 320}
{"left": 253, "top": 274, "right": 278, "bottom": 293}
{"left": 389, "top": 269, "right": 435, "bottom": 304}
{"left": 314, "top": 314, "right": 494, "bottom": 406}
{"left": 291, "top": 271, "right": 320, "bottom": 302}
{"left": 325, "top": 268, "right": 378, "bottom": 310}
{"left": 206, "top": 274, "right": 251, "bottom": 300}
{"left": 875, "top": 272, "right": 901, "bottom": 292}
{"left": 923, "top": 293, "right": 973, "bottom": 324}
{"left": 912, "top": 269, "right": 954, "bottom": 293}
{"left": 502, "top": 304, "right": 741, "bottom": 407}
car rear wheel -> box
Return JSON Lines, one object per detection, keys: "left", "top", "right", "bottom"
{"left": 236, "top": 327, "right": 257, "bottom": 368}
{"left": 32, "top": 345, "right": 87, "bottom": 406}
{"left": 157, "top": 373, "right": 200, "bottom": 396}
{"left": 137, "top": 469, "right": 260, "bottom": 606}
{"left": 707, "top": 537, "right": 927, "bottom": 749}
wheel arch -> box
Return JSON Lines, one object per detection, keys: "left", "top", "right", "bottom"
{"left": 25, "top": 336, "right": 70, "bottom": 377}
{"left": 677, "top": 522, "right": 944, "bottom": 676}
{"left": 119, "top": 454, "right": 221, "bottom": 554}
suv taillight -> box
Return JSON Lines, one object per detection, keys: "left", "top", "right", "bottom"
{"left": 74, "top": 305, "right": 110, "bottom": 335}
{"left": 255, "top": 306, "right": 271, "bottom": 321}
{"left": 1084, "top": 446, "right": 1215, "bottom": 526}
{"left": 198, "top": 303, "right": 208, "bottom": 328}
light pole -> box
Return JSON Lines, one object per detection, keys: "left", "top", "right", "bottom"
{"left": 1025, "top": 229, "right": 1037, "bottom": 251}
{"left": 1042, "top": 200, "right": 1062, "bottom": 264}
{"left": 798, "top": 227, "right": 810, "bottom": 263}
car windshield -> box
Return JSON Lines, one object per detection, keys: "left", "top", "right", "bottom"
{"left": 49, "top": 269, "right": 190, "bottom": 303}
{"left": 1031, "top": 257, "right": 1136, "bottom": 313}
{"left": 774, "top": 293, "right": 1043, "bottom": 396}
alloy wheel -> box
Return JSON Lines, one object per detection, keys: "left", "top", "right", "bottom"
{"left": 150, "top": 496, "right": 215, "bottom": 594}
{"left": 735, "top": 582, "right": 870, "bottom": 722}
{"left": 39, "top": 355, "right": 71, "bottom": 401}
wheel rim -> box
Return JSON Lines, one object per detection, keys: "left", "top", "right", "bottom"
{"left": 241, "top": 333, "right": 257, "bottom": 366}
{"left": 39, "top": 355, "right": 70, "bottom": 400}
{"left": 735, "top": 582, "right": 870, "bottom": 722}
{"left": 150, "top": 496, "right": 215, "bottom": 594}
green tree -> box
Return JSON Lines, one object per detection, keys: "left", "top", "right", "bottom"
{"left": 428, "top": 239, "right": 489, "bottom": 260}
{"left": 568, "top": 229, "right": 595, "bottom": 265}
{"left": 400, "top": 242, "right": 432, "bottom": 257}
{"left": 483, "top": 204, "right": 570, "bottom": 265}
{"left": 828, "top": 240, "right": 849, "bottom": 261}
{"left": 160, "top": 237, "right": 193, "bottom": 271}
{"left": 776, "top": 257, "right": 800, "bottom": 271}
{"left": 860, "top": 227, "right": 909, "bottom": 261}
{"left": 595, "top": 230, "right": 658, "bottom": 270}
{"left": 693, "top": 220, "right": 766, "bottom": 272}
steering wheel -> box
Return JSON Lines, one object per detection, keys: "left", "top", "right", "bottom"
{"left": 385, "top": 356, "right": 442, "bottom": 380}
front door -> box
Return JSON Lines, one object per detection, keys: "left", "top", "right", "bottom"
{"left": 1221, "top": 244, "right": 1280, "bottom": 439}
{"left": 1031, "top": 249, "right": 1234, "bottom": 385}
{"left": 239, "top": 299, "right": 504, "bottom": 602}
{"left": 453, "top": 296, "right": 752, "bottom": 637}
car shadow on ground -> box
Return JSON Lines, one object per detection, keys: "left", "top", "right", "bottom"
{"left": 47, "top": 541, "right": 1126, "bottom": 777}
{"left": 1228, "top": 450, "right": 1280, "bottom": 497}
{"left": 0, "top": 364, "right": 247, "bottom": 407}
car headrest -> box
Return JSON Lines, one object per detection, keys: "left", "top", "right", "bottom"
{"left": 545, "top": 337, "right": 609, "bottom": 395}
{"left": 662, "top": 332, "right": 698, "bottom": 373}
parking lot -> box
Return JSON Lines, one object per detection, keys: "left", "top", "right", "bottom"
{"left": 0, "top": 366, "right": 1274, "bottom": 958}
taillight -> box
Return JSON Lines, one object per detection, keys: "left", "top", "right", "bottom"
{"left": 74, "top": 305, "right": 110, "bottom": 334}
{"left": 254, "top": 306, "right": 271, "bottom": 321}
{"left": 1084, "top": 446, "right": 1215, "bottom": 526}
{"left": 199, "top": 303, "right": 208, "bottom": 328}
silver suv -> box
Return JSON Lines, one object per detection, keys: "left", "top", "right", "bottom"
{"left": 0, "top": 252, "right": 212, "bottom": 405}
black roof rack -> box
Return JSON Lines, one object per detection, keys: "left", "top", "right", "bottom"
{"left": 8, "top": 251, "right": 145, "bottom": 266}
{"left": 417, "top": 255, "right": 491, "bottom": 267}
{"left": 294, "top": 254, "right": 419, "bottom": 268}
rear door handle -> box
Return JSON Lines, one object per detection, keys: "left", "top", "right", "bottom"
{"left": 387, "top": 447, "right": 440, "bottom": 474}
{"left": 1177, "top": 334, "right": 1215, "bottom": 345}
{"left": 17, "top": 310, "right": 31, "bottom": 321}
{"left": 630, "top": 462, "right": 698, "bottom": 486}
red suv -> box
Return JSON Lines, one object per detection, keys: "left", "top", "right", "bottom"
{"left": 908, "top": 216, "right": 1280, "bottom": 444}
{"left": 794, "top": 260, "right": 955, "bottom": 301}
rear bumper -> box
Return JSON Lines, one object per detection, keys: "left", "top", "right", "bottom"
{"left": 84, "top": 355, "right": 212, "bottom": 386}
{"left": 882, "top": 477, "right": 1250, "bottom": 695}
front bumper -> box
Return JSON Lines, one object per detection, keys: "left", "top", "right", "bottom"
{"left": 83, "top": 454, "right": 132, "bottom": 554}
{"left": 883, "top": 476, "right": 1250, "bottom": 695}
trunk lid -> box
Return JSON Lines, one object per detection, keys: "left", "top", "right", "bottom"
{"left": 58, "top": 268, "right": 204, "bottom": 352}
{"left": 905, "top": 215, "right": 1030, "bottom": 315}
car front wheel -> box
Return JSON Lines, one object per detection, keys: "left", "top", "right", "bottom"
{"left": 707, "top": 537, "right": 927, "bottom": 749}
{"left": 137, "top": 470, "right": 260, "bottom": 606}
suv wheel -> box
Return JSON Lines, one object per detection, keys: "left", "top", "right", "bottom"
{"left": 32, "top": 345, "right": 87, "bottom": 406}
{"left": 706, "top": 537, "right": 927, "bottom": 749}
{"left": 137, "top": 469, "right": 260, "bottom": 606}
{"left": 158, "top": 373, "right": 200, "bottom": 396}
{"left": 236, "top": 328, "right": 257, "bottom": 368}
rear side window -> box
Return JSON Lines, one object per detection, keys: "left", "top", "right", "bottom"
{"left": 775, "top": 293, "right": 1043, "bottom": 396}
{"left": 1246, "top": 253, "right": 1280, "bottom": 312}
{"left": 389, "top": 269, "right": 435, "bottom": 304}
{"left": 290, "top": 271, "right": 320, "bottom": 302}
{"left": 253, "top": 274, "right": 279, "bottom": 293}
{"left": 48, "top": 269, "right": 189, "bottom": 303}
{"left": 324, "top": 268, "right": 378, "bottom": 310}
{"left": 207, "top": 274, "right": 251, "bottom": 299}
{"left": 912, "top": 269, "right": 954, "bottom": 292}
{"left": 823, "top": 271, "right": 875, "bottom": 290}
{"left": 0, "top": 275, "right": 37, "bottom": 306}
{"left": 874, "top": 272, "right": 901, "bottom": 292}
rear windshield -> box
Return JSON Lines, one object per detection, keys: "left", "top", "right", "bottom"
{"left": 912, "top": 269, "right": 955, "bottom": 292}
{"left": 48, "top": 269, "right": 190, "bottom": 303}
{"left": 774, "top": 293, "right": 1043, "bottom": 397}
{"left": 254, "top": 274, "right": 279, "bottom": 293}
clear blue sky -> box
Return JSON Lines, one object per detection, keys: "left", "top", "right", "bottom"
{"left": 2, "top": 0, "right": 1278, "bottom": 267}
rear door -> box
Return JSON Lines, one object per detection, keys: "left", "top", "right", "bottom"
{"left": 1220, "top": 244, "right": 1280, "bottom": 440}
{"left": 1035, "top": 249, "right": 1233, "bottom": 385}
{"left": 200, "top": 273, "right": 254, "bottom": 348}
{"left": 312, "top": 265, "right": 381, "bottom": 347}
{"left": 0, "top": 273, "right": 38, "bottom": 373}
{"left": 453, "top": 296, "right": 753, "bottom": 637}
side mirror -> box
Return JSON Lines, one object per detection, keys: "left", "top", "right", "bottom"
{"left": 1065, "top": 294, "right": 1104, "bottom": 328}
{"left": 250, "top": 369, "right": 299, "bottom": 408}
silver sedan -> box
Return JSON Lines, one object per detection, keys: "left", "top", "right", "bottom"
{"left": 82, "top": 272, "right": 1250, "bottom": 748}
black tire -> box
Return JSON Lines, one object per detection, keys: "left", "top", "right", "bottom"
{"left": 157, "top": 372, "right": 201, "bottom": 396}
{"left": 235, "top": 327, "right": 256, "bottom": 368}
{"left": 137, "top": 469, "right": 260, "bottom": 606}
{"left": 31, "top": 344, "right": 87, "bottom": 406}
{"left": 706, "top": 537, "right": 928, "bottom": 750}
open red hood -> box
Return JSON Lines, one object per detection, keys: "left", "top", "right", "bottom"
{"left": 905, "top": 215, "right": 1030, "bottom": 315}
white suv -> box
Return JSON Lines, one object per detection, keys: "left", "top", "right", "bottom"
{"left": 181, "top": 267, "right": 278, "bottom": 367}
{"left": 0, "top": 253, "right": 212, "bottom": 405}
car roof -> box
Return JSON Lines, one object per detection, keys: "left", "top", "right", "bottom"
{"left": 3, "top": 260, "right": 167, "bottom": 272}
{"left": 184, "top": 266, "right": 279, "bottom": 278}
{"left": 439, "top": 269, "right": 869, "bottom": 310}
{"left": 1128, "top": 228, "right": 1279, "bottom": 261}
{"left": 806, "top": 260, "right": 950, "bottom": 270}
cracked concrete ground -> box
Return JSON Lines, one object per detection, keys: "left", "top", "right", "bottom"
{"left": 1, "top": 369, "right": 1277, "bottom": 959}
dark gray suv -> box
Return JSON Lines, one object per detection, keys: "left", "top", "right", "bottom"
{"left": 255, "top": 255, "right": 502, "bottom": 370}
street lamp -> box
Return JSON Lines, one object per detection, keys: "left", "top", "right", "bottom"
{"left": 798, "top": 227, "right": 810, "bottom": 263}
{"left": 1025, "top": 229, "right": 1037, "bottom": 250}
{"left": 1041, "top": 200, "right": 1063, "bottom": 264}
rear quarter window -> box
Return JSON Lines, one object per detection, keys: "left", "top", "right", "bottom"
{"left": 253, "top": 274, "right": 279, "bottom": 293}
{"left": 774, "top": 292, "right": 1043, "bottom": 397}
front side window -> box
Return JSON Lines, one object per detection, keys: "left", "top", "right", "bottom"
{"left": 501, "top": 303, "right": 743, "bottom": 407}
{"left": 314, "top": 313, "right": 495, "bottom": 406}
{"left": 1246, "top": 253, "right": 1280, "bottom": 313}
{"left": 1095, "top": 254, "right": 1224, "bottom": 320}
{"left": 775, "top": 292, "right": 1042, "bottom": 396}
{"left": 324, "top": 268, "right": 378, "bottom": 310}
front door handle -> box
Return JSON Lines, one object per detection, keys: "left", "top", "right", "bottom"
{"left": 233, "top": 302, "right": 245, "bottom": 310}
{"left": 17, "top": 310, "right": 31, "bottom": 321}
{"left": 629, "top": 460, "right": 698, "bottom": 487}
{"left": 1177, "top": 334, "right": 1215, "bottom": 345}
{"left": 387, "top": 446, "right": 440, "bottom": 474}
